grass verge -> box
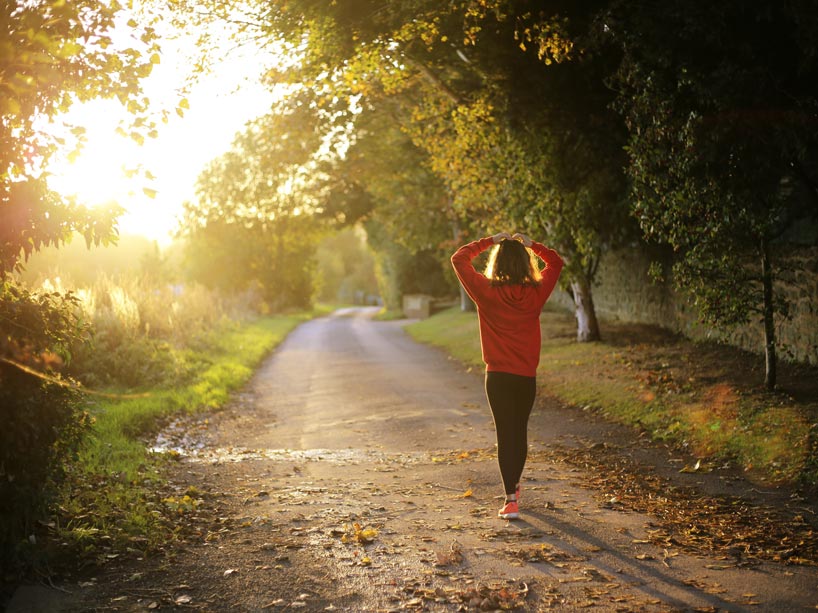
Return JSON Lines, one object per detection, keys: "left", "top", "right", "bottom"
{"left": 406, "top": 306, "right": 818, "bottom": 488}
{"left": 51, "top": 310, "right": 321, "bottom": 566}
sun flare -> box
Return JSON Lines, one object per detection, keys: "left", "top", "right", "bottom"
{"left": 47, "top": 102, "right": 145, "bottom": 209}
{"left": 41, "top": 13, "right": 280, "bottom": 245}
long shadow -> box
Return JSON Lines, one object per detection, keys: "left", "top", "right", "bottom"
{"left": 507, "top": 508, "right": 758, "bottom": 612}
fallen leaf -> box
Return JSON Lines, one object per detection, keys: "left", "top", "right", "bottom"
{"left": 261, "top": 599, "right": 285, "bottom": 609}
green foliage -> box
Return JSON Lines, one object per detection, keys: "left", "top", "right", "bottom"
{"left": 607, "top": 0, "right": 818, "bottom": 385}
{"left": 0, "top": 369, "right": 91, "bottom": 564}
{"left": 58, "top": 313, "right": 312, "bottom": 558}
{"left": 0, "top": 0, "right": 168, "bottom": 563}
{"left": 0, "top": 276, "right": 88, "bottom": 363}
{"left": 314, "top": 226, "right": 379, "bottom": 304}
{"left": 181, "top": 215, "right": 320, "bottom": 312}
{"left": 1, "top": 0, "right": 161, "bottom": 274}
{"left": 344, "top": 106, "right": 454, "bottom": 253}
{"left": 321, "top": 104, "right": 459, "bottom": 307}
{"left": 365, "top": 218, "right": 455, "bottom": 312}
{"left": 180, "top": 106, "right": 328, "bottom": 311}
{"left": 236, "top": 0, "right": 633, "bottom": 339}
{"left": 0, "top": 277, "right": 92, "bottom": 565}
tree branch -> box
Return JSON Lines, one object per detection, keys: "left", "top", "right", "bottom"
{"left": 401, "top": 53, "right": 463, "bottom": 106}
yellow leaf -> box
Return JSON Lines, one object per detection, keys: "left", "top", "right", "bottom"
{"left": 142, "top": 187, "right": 158, "bottom": 199}
{"left": 179, "top": 97, "right": 190, "bottom": 110}
{"left": 462, "top": 489, "right": 473, "bottom": 498}
{"left": 150, "top": 53, "right": 161, "bottom": 64}
{"left": 357, "top": 527, "right": 378, "bottom": 543}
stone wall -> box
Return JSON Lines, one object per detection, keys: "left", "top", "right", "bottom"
{"left": 551, "top": 244, "right": 818, "bottom": 366}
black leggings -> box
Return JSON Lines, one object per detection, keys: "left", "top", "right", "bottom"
{"left": 485, "top": 371, "right": 537, "bottom": 496}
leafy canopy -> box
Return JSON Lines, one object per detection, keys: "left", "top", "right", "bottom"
{"left": 1, "top": 0, "right": 162, "bottom": 274}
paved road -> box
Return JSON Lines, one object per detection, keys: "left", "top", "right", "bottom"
{"left": 32, "top": 307, "right": 818, "bottom": 612}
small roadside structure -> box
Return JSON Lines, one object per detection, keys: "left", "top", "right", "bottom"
{"left": 402, "top": 294, "right": 457, "bottom": 319}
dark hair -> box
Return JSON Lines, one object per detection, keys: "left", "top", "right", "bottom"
{"left": 484, "top": 239, "right": 542, "bottom": 286}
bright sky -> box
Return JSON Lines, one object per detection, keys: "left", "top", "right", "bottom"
{"left": 46, "top": 20, "right": 278, "bottom": 246}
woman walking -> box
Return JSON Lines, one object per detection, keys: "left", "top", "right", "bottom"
{"left": 451, "top": 232, "right": 564, "bottom": 519}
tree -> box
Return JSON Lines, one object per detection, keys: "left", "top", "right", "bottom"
{"left": 606, "top": 0, "right": 818, "bottom": 388}
{"left": 179, "top": 98, "right": 328, "bottom": 309}
{"left": 1, "top": 1, "right": 165, "bottom": 559}
{"left": 314, "top": 226, "right": 378, "bottom": 305}
{"left": 232, "top": 0, "right": 635, "bottom": 340}
{"left": 340, "top": 106, "right": 460, "bottom": 310}
{"left": 397, "top": 6, "right": 634, "bottom": 340}
{"left": 1, "top": 0, "right": 161, "bottom": 274}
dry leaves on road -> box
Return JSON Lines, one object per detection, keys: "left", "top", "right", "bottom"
{"left": 533, "top": 444, "right": 818, "bottom": 566}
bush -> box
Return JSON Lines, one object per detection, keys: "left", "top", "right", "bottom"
{"left": 57, "top": 275, "right": 247, "bottom": 389}
{"left": 0, "top": 369, "right": 91, "bottom": 561}
{"left": 0, "top": 279, "right": 92, "bottom": 566}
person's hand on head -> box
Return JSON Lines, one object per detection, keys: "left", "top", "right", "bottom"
{"left": 512, "top": 233, "right": 532, "bottom": 247}
{"left": 492, "top": 232, "right": 512, "bottom": 244}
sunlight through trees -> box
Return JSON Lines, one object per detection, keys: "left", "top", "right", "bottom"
{"left": 3, "top": 0, "right": 818, "bottom": 574}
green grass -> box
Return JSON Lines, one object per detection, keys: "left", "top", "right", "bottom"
{"left": 406, "top": 306, "right": 817, "bottom": 486}
{"left": 374, "top": 308, "right": 407, "bottom": 321}
{"left": 403, "top": 307, "right": 483, "bottom": 365}
{"left": 81, "top": 315, "right": 308, "bottom": 476}
{"left": 56, "top": 311, "right": 318, "bottom": 557}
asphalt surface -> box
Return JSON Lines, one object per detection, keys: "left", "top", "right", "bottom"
{"left": 11, "top": 307, "right": 818, "bottom": 612}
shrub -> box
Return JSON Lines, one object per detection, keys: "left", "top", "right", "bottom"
{"left": 0, "top": 369, "right": 91, "bottom": 561}
{"left": 0, "top": 278, "right": 91, "bottom": 566}
{"left": 60, "top": 275, "right": 246, "bottom": 389}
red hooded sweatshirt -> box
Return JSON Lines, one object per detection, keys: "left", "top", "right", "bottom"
{"left": 451, "top": 237, "right": 564, "bottom": 377}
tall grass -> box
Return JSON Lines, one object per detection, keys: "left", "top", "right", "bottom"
{"left": 36, "top": 274, "right": 264, "bottom": 388}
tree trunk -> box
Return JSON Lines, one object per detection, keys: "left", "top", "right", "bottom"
{"left": 761, "top": 237, "right": 777, "bottom": 390}
{"left": 459, "top": 284, "right": 476, "bottom": 312}
{"left": 571, "top": 279, "right": 600, "bottom": 342}
{"left": 450, "top": 217, "right": 476, "bottom": 312}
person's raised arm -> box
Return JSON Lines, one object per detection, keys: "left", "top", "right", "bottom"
{"left": 513, "top": 233, "right": 564, "bottom": 299}
{"left": 451, "top": 233, "right": 509, "bottom": 301}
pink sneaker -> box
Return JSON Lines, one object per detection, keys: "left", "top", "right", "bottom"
{"left": 498, "top": 500, "right": 519, "bottom": 520}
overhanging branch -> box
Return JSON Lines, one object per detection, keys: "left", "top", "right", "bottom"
{"left": 401, "top": 54, "right": 463, "bottom": 106}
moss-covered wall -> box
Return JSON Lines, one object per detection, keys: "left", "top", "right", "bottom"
{"left": 550, "top": 244, "right": 818, "bottom": 366}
